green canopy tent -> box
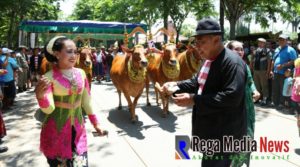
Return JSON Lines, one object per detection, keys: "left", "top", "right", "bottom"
{"left": 19, "top": 20, "right": 148, "bottom": 48}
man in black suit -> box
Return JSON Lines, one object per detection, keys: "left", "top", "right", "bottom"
{"left": 29, "top": 47, "right": 43, "bottom": 85}
{"left": 162, "top": 19, "right": 247, "bottom": 167}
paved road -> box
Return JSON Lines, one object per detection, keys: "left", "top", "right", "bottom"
{"left": 0, "top": 81, "right": 299, "bottom": 167}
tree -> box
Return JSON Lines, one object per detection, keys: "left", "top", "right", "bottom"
{"left": 221, "top": 0, "right": 261, "bottom": 39}
{"left": 0, "top": 0, "right": 59, "bottom": 47}
{"left": 169, "top": 0, "right": 214, "bottom": 43}
{"left": 72, "top": 0, "right": 138, "bottom": 22}
{"left": 219, "top": 0, "right": 225, "bottom": 40}
{"left": 221, "top": 0, "right": 283, "bottom": 39}
{"left": 129, "top": 0, "right": 160, "bottom": 38}
{"left": 180, "top": 23, "right": 196, "bottom": 38}
{"left": 283, "top": 0, "right": 300, "bottom": 32}
{"left": 222, "top": 0, "right": 300, "bottom": 39}
{"left": 71, "top": 0, "right": 216, "bottom": 44}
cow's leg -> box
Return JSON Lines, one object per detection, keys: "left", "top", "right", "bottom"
{"left": 123, "top": 93, "right": 136, "bottom": 123}
{"left": 117, "top": 90, "right": 122, "bottom": 110}
{"left": 132, "top": 92, "right": 143, "bottom": 121}
{"left": 166, "top": 95, "right": 170, "bottom": 114}
{"left": 145, "top": 78, "right": 151, "bottom": 106}
{"left": 160, "top": 93, "right": 168, "bottom": 118}
{"left": 154, "top": 87, "right": 161, "bottom": 106}
{"left": 133, "top": 92, "right": 142, "bottom": 109}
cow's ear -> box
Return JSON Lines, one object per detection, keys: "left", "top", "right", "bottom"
{"left": 121, "top": 45, "right": 133, "bottom": 54}
{"left": 152, "top": 48, "right": 163, "bottom": 55}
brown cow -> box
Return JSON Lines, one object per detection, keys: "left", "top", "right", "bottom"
{"left": 75, "top": 47, "right": 93, "bottom": 88}
{"left": 110, "top": 45, "right": 148, "bottom": 123}
{"left": 145, "top": 43, "right": 180, "bottom": 117}
{"left": 40, "top": 57, "right": 52, "bottom": 75}
{"left": 177, "top": 45, "right": 203, "bottom": 81}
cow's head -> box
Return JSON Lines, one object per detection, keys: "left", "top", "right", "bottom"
{"left": 78, "top": 47, "right": 92, "bottom": 67}
{"left": 162, "top": 43, "right": 178, "bottom": 66}
{"left": 122, "top": 45, "right": 148, "bottom": 69}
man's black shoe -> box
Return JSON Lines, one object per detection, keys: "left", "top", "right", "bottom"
{"left": 0, "top": 146, "right": 8, "bottom": 153}
{"left": 276, "top": 105, "right": 284, "bottom": 111}
{"left": 260, "top": 101, "right": 267, "bottom": 106}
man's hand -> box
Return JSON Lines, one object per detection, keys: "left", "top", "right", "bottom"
{"left": 35, "top": 75, "right": 51, "bottom": 99}
{"left": 269, "top": 71, "right": 274, "bottom": 79}
{"left": 172, "top": 93, "right": 195, "bottom": 107}
{"left": 252, "top": 90, "right": 261, "bottom": 102}
{"left": 18, "top": 67, "right": 23, "bottom": 73}
{"left": 161, "top": 82, "right": 178, "bottom": 95}
{"left": 276, "top": 64, "right": 283, "bottom": 71}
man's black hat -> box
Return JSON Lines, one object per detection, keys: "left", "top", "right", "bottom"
{"left": 193, "top": 19, "right": 223, "bottom": 36}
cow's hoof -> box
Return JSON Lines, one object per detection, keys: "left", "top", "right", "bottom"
{"left": 147, "top": 102, "right": 151, "bottom": 106}
{"left": 117, "top": 106, "right": 122, "bottom": 110}
{"left": 131, "top": 115, "right": 138, "bottom": 124}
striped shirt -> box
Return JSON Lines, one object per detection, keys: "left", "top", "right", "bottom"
{"left": 197, "top": 60, "right": 212, "bottom": 95}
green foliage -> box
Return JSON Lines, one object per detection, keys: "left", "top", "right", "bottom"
{"left": 222, "top": 0, "right": 300, "bottom": 39}
{"left": 169, "top": 0, "right": 214, "bottom": 43}
{"left": 180, "top": 23, "right": 196, "bottom": 38}
{"left": 72, "top": 0, "right": 139, "bottom": 22}
{"left": 0, "top": 0, "right": 60, "bottom": 48}
{"left": 72, "top": 0, "right": 215, "bottom": 43}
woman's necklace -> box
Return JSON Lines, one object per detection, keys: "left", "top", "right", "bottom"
{"left": 61, "top": 68, "right": 77, "bottom": 92}
{"left": 61, "top": 69, "right": 73, "bottom": 80}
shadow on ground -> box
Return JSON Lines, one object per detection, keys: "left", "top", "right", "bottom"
{"left": 107, "top": 108, "right": 145, "bottom": 140}
{"left": 295, "top": 148, "right": 300, "bottom": 156}
{"left": 255, "top": 106, "right": 271, "bottom": 122}
{"left": 1, "top": 150, "right": 44, "bottom": 167}
{"left": 140, "top": 105, "right": 177, "bottom": 133}
{"left": 2, "top": 90, "right": 45, "bottom": 167}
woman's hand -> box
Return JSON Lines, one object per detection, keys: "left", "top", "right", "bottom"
{"left": 35, "top": 75, "right": 51, "bottom": 99}
{"left": 93, "top": 124, "right": 108, "bottom": 136}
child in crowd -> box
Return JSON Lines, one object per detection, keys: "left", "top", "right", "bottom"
{"left": 282, "top": 68, "right": 293, "bottom": 114}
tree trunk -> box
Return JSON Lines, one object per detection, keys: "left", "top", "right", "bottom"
{"left": 163, "top": 15, "right": 168, "bottom": 43}
{"left": 7, "top": 10, "right": 15, "bottom": 48}
{"left": 176, "top": 28, "right": 180, "bottom": 44}
{"left": 292, "top": 21, "right": 299, "bottom": 32}
{"left": 163, "top": 1, "right": 168, "bottom": 43}
{"left": 220, "top": 0, "right": 224, "bottom": 40}
{"left": 292, "top": 25, "right": 296, "bottom": 32}
{"left": 229, "top": 19, "right": 237, "bottom": 40}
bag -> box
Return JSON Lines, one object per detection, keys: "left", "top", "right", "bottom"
{"left": 34, "top": 108, "right": 48, "bottom": 123}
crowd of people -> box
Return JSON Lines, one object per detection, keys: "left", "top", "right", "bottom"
{"left": 243, "top": 35, "right": 300, "bottom": 115}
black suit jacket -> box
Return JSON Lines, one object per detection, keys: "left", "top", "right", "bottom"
{"left": 29, "top": 54, "right": 43, "bottom": 73}
{"left": 177, "top": 48, "right": 247, "bottom": 141}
